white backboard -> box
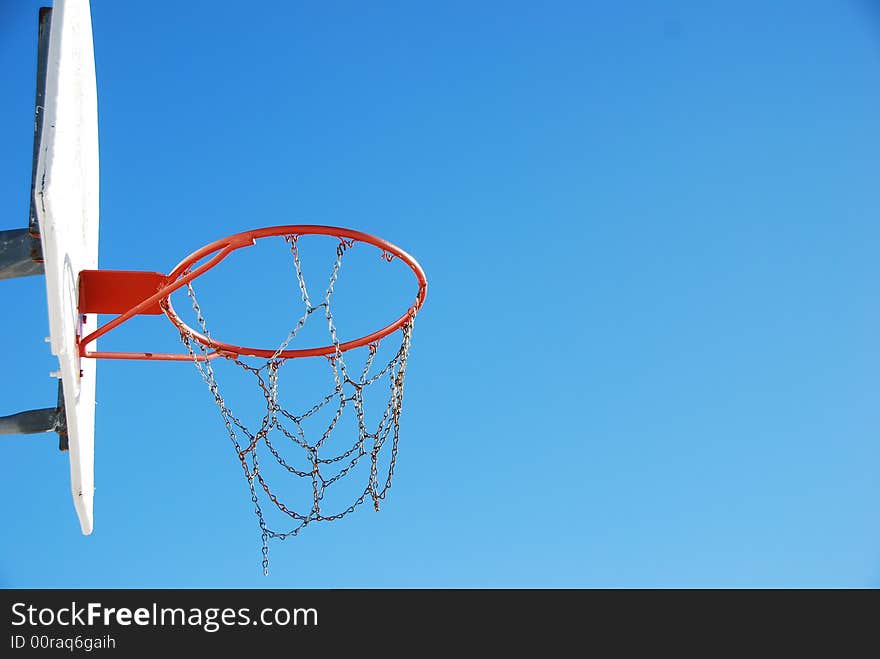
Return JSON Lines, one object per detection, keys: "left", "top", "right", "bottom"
{"left": 34, "top": 0, "right": 99, "bottom": 535}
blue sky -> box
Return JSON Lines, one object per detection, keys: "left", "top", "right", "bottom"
{"left": 1, "top": 0, "right": 879, "bottom": 587}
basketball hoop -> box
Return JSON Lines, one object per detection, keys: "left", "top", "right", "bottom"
{"left": 77, "top": 225, "right": 427, "bottom": 360}
{"left": 76, "top": 225, "right": 427, "bottom": 574}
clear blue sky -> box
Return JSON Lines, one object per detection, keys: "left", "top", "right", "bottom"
{"left": 1, "top": 0, "right": 879, "bottom": 587}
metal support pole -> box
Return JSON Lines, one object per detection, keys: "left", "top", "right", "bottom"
{"left": 0, "top": 407, "right": 61, "bottom": 435}
{"left": 0, "top": 380, "right": 67, "bottom": 448}
{"left": 0, "top": 228, "right": 44, "bottom": 279}
{"left": 0, "top": 9, "right": 51, "bottom": 281}
{"left": 0, "top": 10, "right": 70, "bottom": 449}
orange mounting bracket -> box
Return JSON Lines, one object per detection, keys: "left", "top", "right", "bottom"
{"left": 75, "top": 237, "right": 250, "bottom": 361}
{"left": 79, "top": 270, "right": 167, "bottom": 316}
{"left": 76, "top": 268, "right": 226, "bottom": 362}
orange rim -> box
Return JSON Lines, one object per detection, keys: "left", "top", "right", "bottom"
{"left": 79, "top": 225, "right": 427, "bottom": 360}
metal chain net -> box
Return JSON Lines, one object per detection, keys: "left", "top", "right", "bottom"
{"left": 175, "top": 235, "right": 415, "bottom": 575}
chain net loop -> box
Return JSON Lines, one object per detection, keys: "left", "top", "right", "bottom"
{"left": 175, "top": 235, "right": 416, "bottom": 575}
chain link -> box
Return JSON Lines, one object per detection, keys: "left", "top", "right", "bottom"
{"left": 177, "top": 235, "right": 416, "bottom": 575}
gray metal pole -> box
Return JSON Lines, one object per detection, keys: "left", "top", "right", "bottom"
{"left": 0, "top": 228, "right": 44, "bottom": 279}
{"left": 0, "top": 407, "right": 61, "bottom": 435}
{"left": 0, "top": 9, "right": 70, "bottom": 446}
{"left": 0, "top": 382, "right": 67, "bottom": 446}
{"left": 0, "top": 9, "right": 52, "bottom": 281}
